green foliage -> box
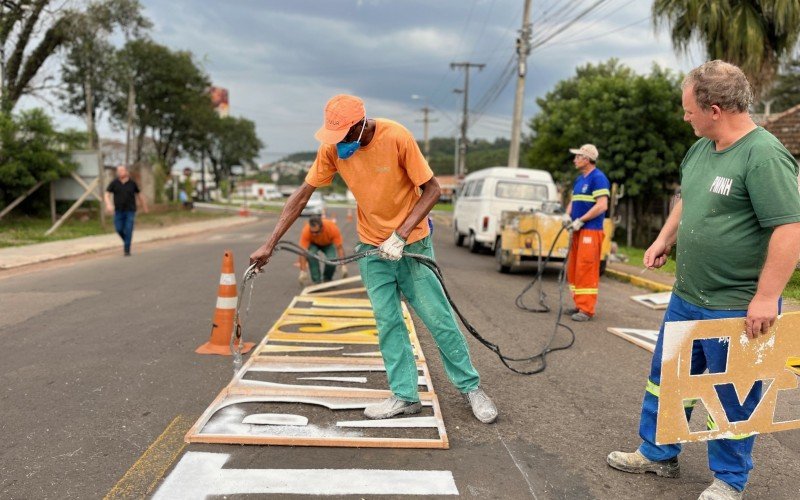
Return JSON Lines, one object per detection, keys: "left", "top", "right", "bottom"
{"left": 652, "top": 0, "right": 800, "bottom": 97}
{"left": 766, "top": 59, "right": 800, "bottom": 112}
{"left": 0, "top": 109, "right": 81, "bottom": 211}
{"left": 108, "top": 39, "right": 212, "bottom": 167}
{"left": 526, "top": 59, "right": 696, "bottom": 245}
{"left": 197, "top": 115, "right": 263, "bottom": 184}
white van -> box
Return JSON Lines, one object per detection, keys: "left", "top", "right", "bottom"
{"left": 453, "top": 167, "right": 559, "bottom": 252}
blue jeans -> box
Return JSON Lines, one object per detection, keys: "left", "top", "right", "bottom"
{"left": 113, "top": 210, "right": 136, "bottom": 253}
{"left": 638, "top": 293, "right": 779, "bottom": 491}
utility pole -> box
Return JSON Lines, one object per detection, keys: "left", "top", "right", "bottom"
{"left": 416, "top": 106, "right": 437, "bottom": 159}
{"left": 450, "top": 61, "right": 485, "bottom": 177}
{"left": 509, "top": 0, "right": 533, "bottom": 168}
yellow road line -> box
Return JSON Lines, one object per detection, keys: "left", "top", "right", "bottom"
{"left": 104, "top": 414, "right": 193, "bottom": 499}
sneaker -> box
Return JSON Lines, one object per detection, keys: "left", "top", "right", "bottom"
{"left": 698, "top": 479, "right": 743, "bottom": 500}
{"left": 124, "top": 251, "right": 131, "bottom": 257}
{"left": 571, "top": 311, "right": 591, "bottom": 322}
{"left": 563, "top": 307, "right": 579, "bottom": 315}
{"left": 464, "top": 387, "right": 498, "bottom": 423}
{"left": 607, "top": 449, "right": 680, "bottom": 478}
{"left": 363, "top": 395, "right": 421, "bottom": 419}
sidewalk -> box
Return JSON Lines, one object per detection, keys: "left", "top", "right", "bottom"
{"left": 0, "top": 216, "right": 259, "bottom": 270}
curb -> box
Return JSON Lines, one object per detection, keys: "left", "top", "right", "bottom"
{"left": 605, "top": 268, "right": 673, "bottom": 293}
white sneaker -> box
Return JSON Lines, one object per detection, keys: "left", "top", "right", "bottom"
{"left": 465, "top": 387, "right": 498, "bottom": 423}
{"left": 363, "top": 396, "right": 421, "bottom": 419}
{"left": 698, "top": 479, "right": 743, "bottom": 500}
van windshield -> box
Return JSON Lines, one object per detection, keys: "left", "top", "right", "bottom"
{"left": 495, "top": 181, "right": 548, "bottom": 201}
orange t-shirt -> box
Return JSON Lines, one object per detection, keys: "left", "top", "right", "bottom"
{"left": 299, "top": 219, "right": 343, "bottom": 249}
{"left": 304, "top": 119, "right": 433, "bottom": 246}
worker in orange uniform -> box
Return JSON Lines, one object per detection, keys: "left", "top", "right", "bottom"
{"left": 298, "top": 215, "right": 347, "bottom": 285}
{"left": 561, "top": 144, "right": 610, "bottom": 322}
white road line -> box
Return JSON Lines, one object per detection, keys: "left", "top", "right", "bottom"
{"left": 153, "top": 452, "right": 459, "bottom": 498}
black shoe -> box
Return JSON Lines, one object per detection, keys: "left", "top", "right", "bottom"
{"left": 124, "top": 251, "right": 131, "bottom": 257}
{"left": 564, "top": 307, "right": 579, "bottom": 315}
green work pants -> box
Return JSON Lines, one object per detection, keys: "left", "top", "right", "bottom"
{"left": 308, "top": 243, "right": 337, "bottom": 283}
{"left": 357, "top": 236, "right": 480, "bottom": 402}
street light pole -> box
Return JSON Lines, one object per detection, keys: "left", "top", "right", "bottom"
{"left": 509, "top": 0, "right": 533, "bottom": 168}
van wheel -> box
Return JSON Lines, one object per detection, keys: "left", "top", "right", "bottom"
{"left": 467, "top": 232, "right": 481, "bottom": 253}
{"left": 453, "top": 224, "right": 465, "bottom": 247}
{"left": 496, "top": 239, "right": 511, "bottom": 273}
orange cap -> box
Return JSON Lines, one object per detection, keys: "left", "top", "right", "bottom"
{"left": 314, "top": 94, "right": 366, "bottom": 144}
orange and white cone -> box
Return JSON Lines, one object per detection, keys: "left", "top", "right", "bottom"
{"left": 347, "top": 208, "right": 353, "bottom": 222}
{"left": 196, "top": 250, "right": 255, "bottom": 355}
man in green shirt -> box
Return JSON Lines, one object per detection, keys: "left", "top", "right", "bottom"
{"left": 607, "top": 61, "right": 800, "bottom": 499}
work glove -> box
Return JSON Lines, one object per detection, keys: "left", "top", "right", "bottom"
{"left": 340, "top": 265, "right": 349, "bottom": 278}
{"left": 570, "top": 219, "right": 584, "bottom": 231}
{"left": 561, "top": 213, "right": 572, "bottom": 227}
{"left": 298, "top": 270, "right": 311, "bottom": 286}
{"left": 378, "top": 232, "right": 406, "bottom": 261}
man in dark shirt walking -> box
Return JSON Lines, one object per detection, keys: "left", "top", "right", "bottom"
{"left": 105, "top": 165, "right": 148, "bottom": 256}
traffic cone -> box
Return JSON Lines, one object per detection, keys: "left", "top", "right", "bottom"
{"left": 196, "top": 250, "right": 255, "bottom": 355}
{"left": 347, "top": 209, "right": 353, "bottom": 222}
{"left": 238, "top": 202, "right": 251, "bottom": 217}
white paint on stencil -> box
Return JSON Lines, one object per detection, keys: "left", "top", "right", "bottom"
{"left": 241, "top": 414, "right": 308, "bottom": 426}
{"left": 153, "top": 452, "right": 459, "bottom": 498}
{"left": 662, "top": 320, "right": 698, "bottom": 363}
{"left": 336, "top": 417, "right": 438, "bottom": 428}
{"left": 754, "top": 334, "right": 777, "bottom": 365}
{"left": 298, "top": 376, "right": 368, "bottom": 383}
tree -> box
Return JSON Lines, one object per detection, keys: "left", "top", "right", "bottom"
{"left": 0, "top": 1, "right": 78, "bottom": 111}
{"left": 766, "top": 58, "right": 800, "bottom": 113}
{"left": 200, "top": 115, "right": 263, "bottom": 184}
{"left": 526, "top": 59, "right": 696, "bottom": 245}
{"left": 0, "top": 108, "right": 84, "bottom": 209}
{"left": 59, "top": 0, "right": 151, "bottom": 149}
{"left": 652, "top": 0, "right": 800, "bottom": 99}
{"left": 108, "top": 39, "right": 211, "bottom": 168}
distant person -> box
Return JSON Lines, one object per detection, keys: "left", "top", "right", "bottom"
{"left": 298, "top": 215, "right": 347, "bottom": 285}
{"left": 607, "top": 60, "right": 800, "bottom": 500}
{"left": 561, "top": 143, "right": 610, "bottom": 322}
{"left": 104, "top": 165, "right": 148, "bottom": 256}
{"left": 250, "top": 94, "right": 497, "bottom": 423}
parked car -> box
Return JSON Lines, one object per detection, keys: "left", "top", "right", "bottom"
{"left": 301, "top": 192, "right": 327, "bottom": 216}
{"left": 453, "top": 167, "right": 559, "bottom": 253}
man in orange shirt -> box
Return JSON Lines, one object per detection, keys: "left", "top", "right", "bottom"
{"left": 250, "top": 94, "right": 497, "bottom": 424}
{"left": 298, "top": 215, "right": 347, "bottom": 285}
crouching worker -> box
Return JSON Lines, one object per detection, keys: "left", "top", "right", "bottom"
{"left": 250, "top": 94, "right": 498, "bottom": 423}
{"left": 298, "top": 215, "right": 347, "bottom": 285}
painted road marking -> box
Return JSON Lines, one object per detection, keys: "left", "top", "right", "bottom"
{"left": 153, "top": 452, "right": 459, "bottom": 498}
{"left": 104, "top": 415, "right": 192, "bottom": 500}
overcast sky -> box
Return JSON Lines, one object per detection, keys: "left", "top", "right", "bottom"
{"left": 41, "top": 0, "right": 708, "bottom": 164}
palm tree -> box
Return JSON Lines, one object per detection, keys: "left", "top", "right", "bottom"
{"left": 652, "top": 0, "right": 800, "bottom": 98}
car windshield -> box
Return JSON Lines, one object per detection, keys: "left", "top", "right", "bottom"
{"left": 494, "top": 181, "right": 548, "bottom": 201}
{"left": 309, "top": 193, "right": 322, "bottom": 202}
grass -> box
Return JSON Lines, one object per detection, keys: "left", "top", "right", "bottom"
{"left": 432, "top": 203, "right": 454, "bottom": 212}
{"left": 616, "top": 245, "right": 677, "bottom": 275}
{"left": 0, "top": 206, "right": 228, "bottom": 248}
{"left": 616, "top": 245, "right": 800, "bottom": 301}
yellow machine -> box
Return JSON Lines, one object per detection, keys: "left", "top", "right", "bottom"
{"left": 495, "top": 212, "right": 613, "bottom": 273}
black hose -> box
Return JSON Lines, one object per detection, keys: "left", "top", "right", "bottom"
{"left": 238, "top": 232, "right": 576, "bottom": 375}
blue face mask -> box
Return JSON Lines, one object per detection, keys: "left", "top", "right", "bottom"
{"left": 336, "top": 118, "right": 366, "bottom": 160}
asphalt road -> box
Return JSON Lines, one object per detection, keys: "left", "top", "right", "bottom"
{"left": 1, "top": 206, "right": 798, "bottom": 499}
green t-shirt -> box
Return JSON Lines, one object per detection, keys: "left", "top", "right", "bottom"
{"left": 674, "top": 127, "right": 800, "bottom": 309}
